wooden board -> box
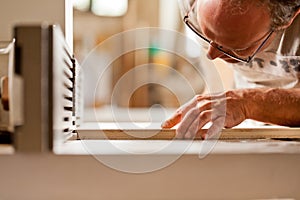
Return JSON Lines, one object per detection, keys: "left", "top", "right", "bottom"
{"left": 76, "top": 128, "right": 300, "bottom": 140}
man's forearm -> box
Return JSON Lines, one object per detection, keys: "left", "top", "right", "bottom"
{"left": 243, "top": 88, "right": 300, "bottom": 126}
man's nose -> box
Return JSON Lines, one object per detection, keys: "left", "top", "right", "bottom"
{"left": 206, "top": 44, "right": 223, "bottom": 60}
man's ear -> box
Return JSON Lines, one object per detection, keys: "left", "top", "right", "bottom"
{"left": 279, "top": 7, "right": 300, "bottom": 29}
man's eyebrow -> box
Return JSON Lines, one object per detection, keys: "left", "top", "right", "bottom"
{"left": 233, "top": 46, "right": 250, "bottom": 51}
{"left": 222, "top": 35, "right": 266, "bottom": 52}
{"left": 216, "top": 42, "right": 249, "bottom": 52}
{"left": 232, "top": 30, "right": 272, "bottom": 51}
{"left": 203, "top": 28, "right": 251, "bottom": 51}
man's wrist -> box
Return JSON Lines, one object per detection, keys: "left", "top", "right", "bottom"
{"left": 240, "top": 88, "right": 266, "bottom": 120}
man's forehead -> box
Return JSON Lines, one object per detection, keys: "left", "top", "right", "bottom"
{"left": 198, "top": 0, "right": 270, "bottom": 29}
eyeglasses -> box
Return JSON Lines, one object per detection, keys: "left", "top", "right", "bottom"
{"left": 180, "top": 0, "right": 274, "bottom": 63}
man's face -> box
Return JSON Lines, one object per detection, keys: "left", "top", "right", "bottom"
{"left": 197, "top": 0, "right": 273, "bottom": 63}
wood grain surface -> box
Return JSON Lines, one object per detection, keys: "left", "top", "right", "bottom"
{"left": 76, "top": 128, "right": 300, "bottom": 140}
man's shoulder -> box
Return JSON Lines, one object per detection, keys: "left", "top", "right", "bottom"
{"left": 277, "top": 15, "right": 300, "bottom": 56}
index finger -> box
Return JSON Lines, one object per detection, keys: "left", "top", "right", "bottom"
{"left": 162, "top": 95, "right": 205, "bottom": 128}
{"left": 161, "top": 111, "right": 182, "bottom": 128}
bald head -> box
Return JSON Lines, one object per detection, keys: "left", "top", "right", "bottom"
{"left": 198, "top": 0, "right": 271, "bottom": 47}
{"left": 195, "top": 0, "right": 275, "bottom": 62}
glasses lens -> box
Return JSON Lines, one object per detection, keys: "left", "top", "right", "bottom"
{"left": 182, "top": 0, "right": 211, "bottom": 49}
{"left": 178, "top": 0, "right": 196, "bottom": 18}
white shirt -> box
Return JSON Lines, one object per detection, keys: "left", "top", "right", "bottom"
{"left": 232, "top": 15, "right": 300, "bottom": 89}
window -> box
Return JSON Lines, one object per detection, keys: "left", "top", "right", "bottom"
{"left": 73, "top": 0, "right": 128, "bottom": 17}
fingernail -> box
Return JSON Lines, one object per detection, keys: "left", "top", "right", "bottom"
{"left": 161, "top": 121, "right": 168, "bottom": 128}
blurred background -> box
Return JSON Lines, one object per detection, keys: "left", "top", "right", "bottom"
{"left": 0, "top": 0, "right": 233, "bottom": 122}
{"left": 73, "top": 0, "right": 216, "bottom": 111}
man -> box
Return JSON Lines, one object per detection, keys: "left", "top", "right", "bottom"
{"left": 161, "top": 0, "right": 300, "bottom": 139}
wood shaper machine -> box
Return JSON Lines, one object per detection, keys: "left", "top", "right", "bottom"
{"left": 0, "top": 25, "right": 83, "bottom": 152}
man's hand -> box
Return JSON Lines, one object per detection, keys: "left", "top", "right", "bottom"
{"left": 161, "top": 90, "right": 248, "bottom": 139}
